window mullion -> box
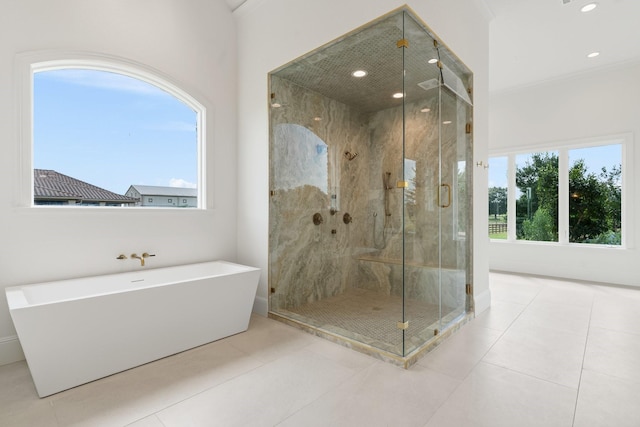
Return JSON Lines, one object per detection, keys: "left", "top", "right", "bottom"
{"left": 558, "top": 148, "right": 569, "bottom": 244}
{"left": 507, "top": 153, "right": 516, "bottom": 241}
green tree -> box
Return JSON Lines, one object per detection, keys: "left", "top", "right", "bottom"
{"left": 569, "top": 159, "right": 606, "bottom": 241}
{"left": 514, "top": 152, "right": 621, "bottom": 243}
{"left": 515, "top": 153, "right": 558, "bottom": 239}
{"left": 488, "top": 186, "right": 507, "bottom": 219}
{"left": 569, "top": 160, "right": 621, "bottom": 242}
{"left": 522, "top": 207, "right": 556, "bottom": 241}
{"left": 601, "top": 164, "right": 622, "bottom": 232}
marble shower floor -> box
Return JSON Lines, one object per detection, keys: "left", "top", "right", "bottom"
{"left": 275, "top": 288, "right": 461, "bottom": 355}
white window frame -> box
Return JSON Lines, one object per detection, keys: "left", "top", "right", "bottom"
{"left": 15, "top": 51, "right": 207, "bottom": 209}
{"left": 489, "top": 133, "right": 633, "bottom": 249}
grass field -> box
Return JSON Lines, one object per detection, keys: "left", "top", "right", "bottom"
{"left": 489, "top": 232, "right": 507, "bottom": 240}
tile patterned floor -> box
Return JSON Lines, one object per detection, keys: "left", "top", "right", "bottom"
{"left": 277, "top": 287, "right": 460, "bottom": 355}
{"left": 1, "top": 272, "right": 639, "bottom": 426}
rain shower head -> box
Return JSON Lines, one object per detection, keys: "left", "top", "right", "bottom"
{"left": 418, "top": 62, "right": 473, "bottom": 106}
{"left": 417, "top": 78, "right": 439, "bottom": 92}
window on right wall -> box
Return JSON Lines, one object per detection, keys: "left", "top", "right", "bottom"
{"left": 568, "top": 144, "right": 622, "bottom": 245}
{"left": 489, "top": 137, "right": 626, "bottom": 247}
{"left": 515, "top": 151, "right": 559, "bottom": 242}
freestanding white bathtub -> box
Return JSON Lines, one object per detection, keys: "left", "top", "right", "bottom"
{"left": 5, "top": 260, "right": 260, "bottom": 397}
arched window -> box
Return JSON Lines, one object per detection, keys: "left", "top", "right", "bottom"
{"left": 24, "top": 56, "right": 205, "bottom": 208}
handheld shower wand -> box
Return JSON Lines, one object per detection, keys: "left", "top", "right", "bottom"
{"left": 344, "top": 151, "right": 358, "bottom": 161}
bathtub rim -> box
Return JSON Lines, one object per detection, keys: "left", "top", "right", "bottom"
{"left": 5, "top": 260, "right": 260, "bottom": 309}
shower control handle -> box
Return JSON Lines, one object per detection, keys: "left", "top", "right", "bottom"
{"left": 343, "top": 213, "right": 353, "bottom": 224}
{"left": 312, "top": 212, "right": 324, "bottom": 225}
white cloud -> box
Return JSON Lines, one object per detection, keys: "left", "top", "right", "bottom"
{"left": 169, "top": 178, "right": 197, "bottom": 188}
{"left": 38, "top": 69, "right": 169, "bottom": 97}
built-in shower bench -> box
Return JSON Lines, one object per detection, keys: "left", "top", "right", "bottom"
{"left": 356, "top": 254, "right": 446, "bottom": 270}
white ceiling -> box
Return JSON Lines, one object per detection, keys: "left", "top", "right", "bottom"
{"left": 224, "top": 0, "right": 640, "bottom": 93}
{"left": 485, "top": 0, "right": 640, "bottom": 92}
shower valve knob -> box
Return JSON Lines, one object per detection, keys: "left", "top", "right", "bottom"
{"left": 313, "top": 212, "right": 323, "bottom": 225}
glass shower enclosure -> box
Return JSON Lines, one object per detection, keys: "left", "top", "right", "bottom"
{"left": 268, "top": 7, "right": 473, "bottom": 367}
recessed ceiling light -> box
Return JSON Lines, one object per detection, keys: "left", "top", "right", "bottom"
{"left": 587, "top": 51, "right": 600, "bottom": 58}
{"left": 352, "top": 70, "right": 367, "bottom": 77}
{"left": 392, "top": 92, "right": 404, "bottom": 99}
{"left": 443, "top": 120, "right": 452, "bottom": 125}
{"left": 271, "top": 103, "right": 282, "bottom": 108}
{"left": 421, "top": 108, "right": 431, "bottom": 113}
{"left": 313, "top": 117, "right": 322, "bottom": 121}
{"left": 428, "top": 58, "right": 438, "bottom": 64}
{"left": 581, "top": 3, "right": 597, "bottom": 12}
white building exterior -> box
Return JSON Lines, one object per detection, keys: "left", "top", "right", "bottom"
{"left": 125, "top": 185, "right": 197, "bottom": 208}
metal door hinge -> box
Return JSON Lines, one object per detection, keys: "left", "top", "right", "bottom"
{"left": 466, "top": 123, "right": 472, "bottom": 134}
{"left": 271, "top": 287, "right": 276, "bottom": 294}
{"left": 466, "top": 283, "right": 473, "bottom": 295}
{"left": 396, "top": 38, "right": 409, "bottom": 48}
{"left": 270, "top": 190, "right": 275, "bottom": 197}
{"left": 397, "top": 321, "right": 409, "bottom": 330}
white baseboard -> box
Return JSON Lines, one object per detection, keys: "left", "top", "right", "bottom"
{"left": 0, "top": 335, "right": 25, "bottom": 366}
{"left": 474, "top": 288, "right": 492, "bottom": 315}
{"left": 252, "top": 295, "right": 268, "bottom": 317}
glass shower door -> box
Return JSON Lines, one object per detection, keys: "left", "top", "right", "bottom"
{"left": 438, "top": 85, "right": 472, "bottom": 330}
{"left": 400, "top": 11, "right": 443, "bottom": 356}
{"left": 401, "top": 10, "right": 473, "bottom": 355}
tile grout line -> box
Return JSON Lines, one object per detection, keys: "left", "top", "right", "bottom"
{"left": 273, "top": 359, "right": 381, "bottom": 426}
{"left": 479, "top": 359, "right": 579, "bottom": 391}
{"left": 123, "top": 413, "right": 167, "bottom": 427}
{"left": 48, "top": 399, "right": 62, "bottom": 427}
{"left": 479, "top": 281, "right": 595, "bottom": 393}
{"left": 132, "top": 342, "right": 272, "bottom": 425}
{"left": 571, "top": 291, "right": 596, "bottom": 427}
{"left": 148, "top": 335, "right": 331, "bottom": 426}
{"left": 418, "top": 366, "right": 469, "bottom": 426}
{"left": 422, "top": 277, "right": 548, "bottom": 425}
{"left": 453, "top": 276, "right": 546, "bottom": 380}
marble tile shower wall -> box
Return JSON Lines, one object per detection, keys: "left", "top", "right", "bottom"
{"left": 270, "top": 75, "right": 370, "bottom": 310}
{"left": 366, "top": 94, "right": 467, "bottom": 310}
{"left": 269, "top": 76, "right": 467, "bottom": 312}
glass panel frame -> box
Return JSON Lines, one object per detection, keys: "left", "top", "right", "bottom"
{"left": 267, "top": 7, "right": 473, "bottom": 360}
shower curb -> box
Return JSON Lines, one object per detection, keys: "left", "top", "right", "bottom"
{"left": 268, "top": 311, "right": 474, "bottom": 369}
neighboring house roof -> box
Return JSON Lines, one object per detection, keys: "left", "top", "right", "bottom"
{"left": 34, "top": 169, "right": 137, "bottom": 203}
{"left": 127, "top": 185, "right": 197, "bottom": 198}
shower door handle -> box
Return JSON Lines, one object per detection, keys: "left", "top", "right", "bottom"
{"left": 439, "top": 183, "right": 451, "bottom": 208}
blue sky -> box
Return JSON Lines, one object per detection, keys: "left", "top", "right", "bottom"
{"left": 34, "top": 69, "right": 198, "bottom": 194}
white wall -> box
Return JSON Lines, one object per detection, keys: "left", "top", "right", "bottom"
{"left": 234, "top": 0, "right": 492, "bottom": 316}
{"left": 489, "top": 61, "right": 640, "bottom": 287}
{"left": 0, "top": 0, "right": 238, "bottom": 364}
